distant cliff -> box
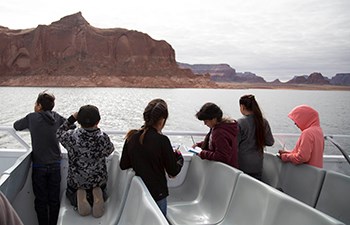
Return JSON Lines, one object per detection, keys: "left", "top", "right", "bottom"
{"left": 287, "top": 72, "right": 330, "bottom": 85}
{"left": 179, "top": 63, "right": 350, "bottom": 86}
{"left": 0, "top": 12, "right": 193, "bottom": 78}
{"left": 178, "top": 63, "right": 266, "bottom": 83}
{"left": 330, "top": 73, "right": 350, "bottom": 85}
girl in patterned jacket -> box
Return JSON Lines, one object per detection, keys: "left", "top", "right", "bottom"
{"left": 57, "top": 105, "right": 114, "bottom": 218}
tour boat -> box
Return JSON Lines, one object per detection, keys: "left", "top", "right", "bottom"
{"left": 0, "top": 126, "right": 349, "bottom": 225}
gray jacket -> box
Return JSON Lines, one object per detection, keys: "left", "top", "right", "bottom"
{"left": 14, "top": 111, "right": 66, "bottom": 164}
{"left": 238, "top": 115, "right": 274, "bottom": 174}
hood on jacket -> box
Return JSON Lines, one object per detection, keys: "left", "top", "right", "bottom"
{"left": 39, "top": 111, "right": 56, "bottom": 125}
{"left": 76, "top": 127, "right": 101, "bottom": 137}
{"left": 288, "top": 105, "right": 320, "bottom": 131}
{"left": 214, "top": 120, "right": 238, "bottom": 135}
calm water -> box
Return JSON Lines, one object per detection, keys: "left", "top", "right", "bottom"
{"left": 1, "top": 87, "right": 349, "bottom": 153}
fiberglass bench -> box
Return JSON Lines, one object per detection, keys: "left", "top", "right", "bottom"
{"left": 167, "top": 156, "right": 242, "bottom": 225}
{"left": 0, "top": 151, "right": 41, "bottom": 223}
{"left": 0, "top": 151, "right": 31, "bottom": 203}
{"left": 262, "top": 152, "right": 326, "bottom": 207}
{"left": 57, "top": 153, "right": 135, "bottom": 225}
{"left": 315, "top": 170, "right": 350, "bottom": 225}
{"left": 118, "top": 176, "right": 169, "bottom": 225}
{"left": 219, "top": 173, "right": 344, "bottom": 225}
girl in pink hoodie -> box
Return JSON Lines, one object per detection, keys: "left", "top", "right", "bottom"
{"left": 278, "top": 105, "right": 324, "bottom": 168}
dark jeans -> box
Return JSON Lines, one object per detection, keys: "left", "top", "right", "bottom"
{"left": 32, "top": 163, "right": 61, "bottom": 225}
{"left": 248, "top": 172, "right": 262, "bottom": 181}
{"left": 156, "top": 197, "right": 167, "bottom": 216}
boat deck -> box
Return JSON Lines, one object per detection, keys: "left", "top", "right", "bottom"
{"left": 0, "top": 127, "right": 349, "bottom": 225}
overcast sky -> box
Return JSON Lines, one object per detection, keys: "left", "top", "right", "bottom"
{"left": 0, "top": 0, "right": 349, "bottom": 81}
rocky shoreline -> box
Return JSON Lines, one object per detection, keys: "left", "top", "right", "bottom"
{"left": 216, "top": 82, "right": 350, "bottom": 91}
{"left": 1, "top": 75, "right": 349, "bottom": 90}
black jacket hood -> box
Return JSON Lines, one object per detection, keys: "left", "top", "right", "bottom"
{"left": 39, "top": 111, "right": 56, "bottom": 125}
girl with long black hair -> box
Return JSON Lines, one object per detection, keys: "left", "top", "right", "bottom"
{"left": 238, "top": 94, "right": 274, "bottom": 180}
{"left": 120, "top": 99, "right": 183, "bottom": 216}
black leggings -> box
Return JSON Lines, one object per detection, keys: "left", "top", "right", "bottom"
{"left": 247, "top": 172, "right": 262, "bottom": 181}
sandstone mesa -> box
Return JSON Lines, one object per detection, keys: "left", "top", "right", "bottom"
{"left": 0, "top": 12, "right": 349, "bottom": 90}
{"left": 0, "top": 12, "right": 215, "bottom": 88}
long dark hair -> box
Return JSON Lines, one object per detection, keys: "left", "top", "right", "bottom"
{"left": 125, "top": 99, "right": 168, "bottom": 144}
{"left": 239, "top": 94, "right": 265, "bottom": 152}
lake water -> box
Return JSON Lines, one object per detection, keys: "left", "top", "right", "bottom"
{"left": 0, "top": 87, "right": 349, "bottom": 154}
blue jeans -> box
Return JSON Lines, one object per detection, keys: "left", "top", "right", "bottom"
{"left": 156, "top": 197, "right": 167, "bottom": 216}
{"left": 32, "top": 162, "right": 61, "bottom": 225}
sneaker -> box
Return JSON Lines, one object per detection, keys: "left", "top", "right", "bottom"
{"left": 77, "top": 189, "right": 91, "bottom": 216}
{"left": 92, "top": 187, "right": 104, "bottom": 218}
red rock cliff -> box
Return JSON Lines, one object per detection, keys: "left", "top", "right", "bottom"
{"left": 0, "top": 12, "right": 192, "bottom": 78}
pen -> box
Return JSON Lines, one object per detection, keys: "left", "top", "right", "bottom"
{"left": 191, "top": 136, "right": 195, "bottom": 145}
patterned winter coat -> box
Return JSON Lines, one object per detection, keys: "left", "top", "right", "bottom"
{"left": 57, "top": 116, "right": 114, "bottom": 189}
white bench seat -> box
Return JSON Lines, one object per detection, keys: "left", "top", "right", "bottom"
{"left": 57, "top": 153, "right": 135, "bottom": 225}
{"left": 118, "top": 176, "right": 169, "bottom": 225}
{"left": 167, "top": 156, "right": 242, "bottom": 225}
{"left": 220, "top": 174, "right": 344, "bottom": 225}
{"left": 316, "top": 171, "right": 350, "bottom": 225}
{"left": 262, "top": 152, "right": 326, "bottom": 207}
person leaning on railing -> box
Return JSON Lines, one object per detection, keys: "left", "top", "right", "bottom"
{"left": 13, "top": 91, "right": 66, "bottom": 225}
{"left": 56, "top": 105, "right": 114, "bottom": 218}
{"left": 278, "top": 105, "right": 324, "bottom": 168}
{"left": 192, "top": 102, "right": 239, "bottom": 169}
{"left": 120, "top": 99, "right": 184, "bottom": 217}
{"left": 237, "top": 94, "right": 275, "bottom": 181}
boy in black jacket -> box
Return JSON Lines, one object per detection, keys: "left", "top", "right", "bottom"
{"left": 13, "top": 91, "right": 66, "bottom": 225}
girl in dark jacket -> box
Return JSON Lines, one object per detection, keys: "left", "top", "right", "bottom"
{"left": 193, "top": 102, "right": 239, "bottom": 168}
{"left": 120, "top": 99, "right": 183, "bottom": 216}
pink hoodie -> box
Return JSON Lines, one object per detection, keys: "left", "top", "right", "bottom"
{"left": 280, "top": 105, "right": 324, "bottom": 168}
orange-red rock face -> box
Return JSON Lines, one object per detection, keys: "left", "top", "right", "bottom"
{"left": 0, "top": 12, "right": 190, "bottom": 78}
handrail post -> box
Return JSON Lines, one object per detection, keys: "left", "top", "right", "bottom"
{"left": 325, "top": 135, "right": 350, "bottom": 166}
{"left": 6, "top": 128, "right": 30, "bottom": 151}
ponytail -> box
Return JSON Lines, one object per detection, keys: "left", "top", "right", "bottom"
{"left": 139, "top": 127, "right": 149, "bottom": 145}
{"left": 239, "top": 95, "right": 266, "bottom": 152}
{"left": 125, "top": 99, "right": 168, "bottom": 145}
{"left": 125, "top": 129, "right": 139, "bottom": 142}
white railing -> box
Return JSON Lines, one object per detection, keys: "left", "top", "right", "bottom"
{"left": 0, "top": 126, "right": 349, "bottom": 163}
{"left": 0, "top": 126, "right": 30, "bottom": 150}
